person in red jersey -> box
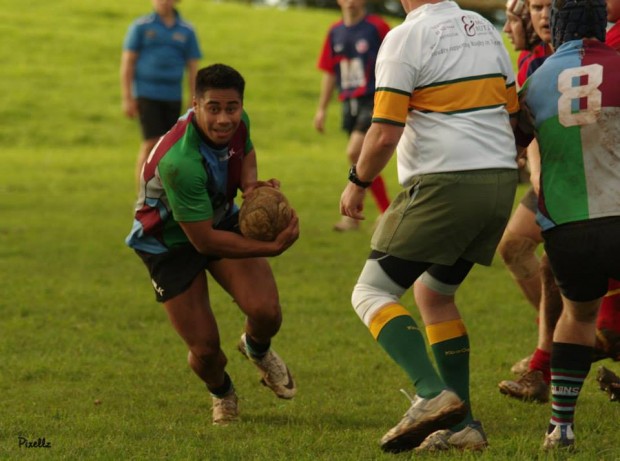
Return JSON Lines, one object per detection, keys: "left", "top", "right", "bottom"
{"left": 314, "top": 0, "right": 391, "bottom": 231}
{"left": 605, "top": 0, "right": 620, "bottom": 49}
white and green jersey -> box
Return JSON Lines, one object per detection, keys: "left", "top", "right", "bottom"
{"left": 372, "top": 0, "right": 519, "bottom": 186}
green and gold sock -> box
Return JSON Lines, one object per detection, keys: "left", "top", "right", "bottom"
{"left": 373, "top": 304, "right": 445, "bottom": 398}
{"left": 428, "top": 319, "right": 472, "bottom": 430}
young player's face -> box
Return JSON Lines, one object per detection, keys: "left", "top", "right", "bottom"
{"left": 503, "top": 12, "right": 527, "bottom": 51}
{"left": 337, "top": 0, "right": 366, "bottom": 15}
{"left": 152, "top": 0, "right": 175, "bottom": 15}
{"left": 608, "top": 0, "right": 620, "bottom": 22}
{"left": 529, "top": 0, "right": 552, "bottom": 44}
{"left": 193, "top": 89, "right": 243, "bottom": 147}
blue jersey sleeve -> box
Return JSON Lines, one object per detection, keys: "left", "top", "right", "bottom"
{"left": 185, "top": 28, "right": 202, "bottom": 60}
{"left": 123, "top": 21, "right": 142, "bottom": 52}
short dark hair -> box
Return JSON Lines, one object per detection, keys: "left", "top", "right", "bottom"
{"left": 551, "top": 0, "right": 607, "bottom": 49}
{"left": 195, "top": 64, "right": 245, "bottom": 100}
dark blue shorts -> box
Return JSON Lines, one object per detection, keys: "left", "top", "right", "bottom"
{"left": 543, "top": 217, "right": 620, "bottom": 302}
{"left": 136, "top": 212, "right": 240, "bottom": 302}
{"left": 342, "top": 96, "right": 373, "bottom": 134}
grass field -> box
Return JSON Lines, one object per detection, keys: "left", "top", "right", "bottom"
{"left": 1, "top": 1, "right": 619, "bottom": 460}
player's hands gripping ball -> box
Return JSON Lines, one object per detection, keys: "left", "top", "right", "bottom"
{"left": 239, "top": 186, "right": 293, "bottom": 242}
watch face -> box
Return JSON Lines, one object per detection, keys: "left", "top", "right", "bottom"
{"left": 348, "top": 166, "right": 358, "bottom": 182}
{"left": 348, "top": 166, "right": 356, "bottom": 180}
{"left": 348, "top": 166, "right": 371, "bottom": 188}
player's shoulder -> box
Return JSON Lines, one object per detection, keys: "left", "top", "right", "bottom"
{"left": 364, "top": 13, "right": 391, "bottom": 36}
{"left": 385, "top": 12, "right": 429, "bottom": 40}
{"left": 327, "top": 18, "right": 346, "bottom": 33}
{"left": 517, "top": 49, "right": 532, "bottom": 68}
{"left": 365, "top": 13, "right": 390, "bottom": 27}
{"left": 177, "top": 19, "right": 196, "bottom": 31}
{"left": 240, "top": 110, "right": 251, "bottom": 131}
{"left": 157, "top": 116, "right": 199, "bottom": 165}
{"left": 158, "top": 135, "right": 201, "bottom": 179}
{"left": 133, "top": 13, "right": 157, "bottom": 27}
{"left": 176, "top": 13, "right": 198, "bottom": 33}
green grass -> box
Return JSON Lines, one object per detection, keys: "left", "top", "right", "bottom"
{"left": 1, "top": 1, "right": 619, "bottom": 459}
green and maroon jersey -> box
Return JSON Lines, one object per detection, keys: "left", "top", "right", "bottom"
{"left": 126, "top": 109, "right": 253, "bottom": 253}
{"left": 517, "top": 39, "right": 620, "bottom": 230}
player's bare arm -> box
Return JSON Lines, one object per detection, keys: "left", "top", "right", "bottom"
{"left": 340, "top": 122, "right": 402, "bottom": 220}
{"left": 179, "top": 215, "right": 299, "bottom": 258}
{"left": 120, "top": 50, "right": 139, "bottom": 118}
{"left": 240, "top": 148, "right": 259, "bottom": 193}
{"left": 186, "top": 59, "right": 200, "bottom": 110}
{"left": 525, "top": 140, "right": 541, "bottom": 195}
{"left": 314, "top": 72, "right": 337, "bottom": 133}
{"left": 240, "top": 149, "right": 281, "bottom": 196}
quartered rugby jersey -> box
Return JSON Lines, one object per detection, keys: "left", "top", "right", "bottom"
{"left": 126, "top": 110, "right": 253, "bottom": 254}
{"left": 517, "top": 39, "right": 620, "bottom": 230}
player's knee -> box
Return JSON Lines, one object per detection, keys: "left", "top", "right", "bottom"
{"left": 351, "top": 283, "right": 399, "bottom": 327}
{"left": 498, "top": 232, "right": 540, "bottom": 279}
{"left": 351, "top": 259, "right": 406, "bottom": 326}
{"left": 539, "top": 253, "right": 559, "bottom": 288}
{"left": 539, "top": 253, "right": 552, "bottom": 274}
{"left": 247, "top": 304, "right": 282, "bottom": 335}
{"left": 188, "top": 343, "right": 225, "bottom": 370}
{"left": 418, "top": 271, "right": 460, "bottom": 297}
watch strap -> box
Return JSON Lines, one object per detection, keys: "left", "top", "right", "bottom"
{"left": 348, "top": 165, "right": 372, "bottom": 188}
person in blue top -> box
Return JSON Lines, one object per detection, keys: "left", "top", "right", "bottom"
{"left": 121, "top": 0, "right": 202, "bottom": 188}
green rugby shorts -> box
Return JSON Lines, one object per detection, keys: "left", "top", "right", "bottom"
{"left": 372, "top": 169, "right": 518, "bottom": 266}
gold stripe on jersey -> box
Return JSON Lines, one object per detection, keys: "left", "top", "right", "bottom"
{"left": 372, "top": 77, "right": 518, "bottom": 124}
{"left": 505, "top": 81, "right": 519, "bottom": 115}
{"left": 369, "top": 303, "right": 411, "bottom": 339}
{"left": 372, "top": 88, "right": 410, "bottom": 126}
{"left": 412, "top": 74, "right": 517, "bottom": 115}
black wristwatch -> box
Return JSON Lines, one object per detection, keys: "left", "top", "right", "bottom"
{"left": 348, "top": 165, "right": 372, "bottom": 189}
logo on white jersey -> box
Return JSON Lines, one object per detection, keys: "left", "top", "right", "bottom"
{"left": 462, "top": 16, "right": 477, "bottom": 36}
{"left": 461, "top": 15, "right": 494, "bottom": 37}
